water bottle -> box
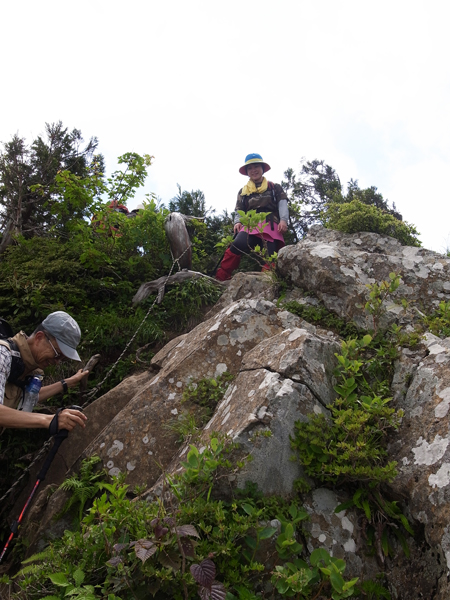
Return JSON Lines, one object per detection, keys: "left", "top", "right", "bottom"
{"left": 21, "top": 375, "right": 43, "bottom": 412}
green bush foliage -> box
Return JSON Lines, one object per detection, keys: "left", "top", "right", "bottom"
{"left": 280, "top": 300, "right": 360, "bottom": 339}
{"left": 8, "top": 439, "right": 378, "bottom": 600}
{"left": 290, "top": 333, "right": 411, "bottom": 561}
{"left": 183, "top": 372, "right": 234, "bottom": 418}
{"left": 0, "top": 199, "right": 169, "bottom": 328}
{"left": 288, "top": 276, "right": 417, "bottom": 561}
{"left": 422, "top": 300, "right": 450, "bottom": 338}
{"left": 281, "top": 159, "right": 417, "bottom": 247}
{"left": 291, "top": 335, "right": 403, "bottom": 486}
{"left": 323, "top": 200, "right": 421, "bottom": 246}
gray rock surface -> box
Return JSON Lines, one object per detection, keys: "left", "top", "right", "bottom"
{"left": 206, "top": 271, "right": 277, "bottom": 318}
{"left": 77, "top": 299, "right": 302, "bottom": 488}
{"left": 277, "top": 226, "right": 450, "bottom": 329}
{"left": 387, "top": 333, "right": 450, "bottom": 591}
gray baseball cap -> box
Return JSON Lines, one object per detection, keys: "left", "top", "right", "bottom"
{"left": 42, "top": 311, "right": 81, "bottom": 361}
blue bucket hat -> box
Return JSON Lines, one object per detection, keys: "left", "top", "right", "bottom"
{"left": 239, "top": 153, "right": 271, "bottom": 176}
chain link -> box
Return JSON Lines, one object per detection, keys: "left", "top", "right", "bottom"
{"left": 0, "top": 440, "right": 51, "bottom": 507}
{"left": 81, "top": 242, "right": 191, "bottom": 408}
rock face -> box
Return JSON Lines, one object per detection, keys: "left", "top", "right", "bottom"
{"left": 206, "top": 271, "right": 278, "bottom": 318}
{"left": 277, "top": 226, "right": 450, "bottom": 330}
{"left": 16, "top": 228, "right": 450, "bottom": 599}
{"left": 77, "top": 298, "right": 303, "bottom": 488}
{"left": 201, "top": 327, "right": 340, "bottom": 495}
{"left": 387, "top": 333, "right": 450, "bottom": 581}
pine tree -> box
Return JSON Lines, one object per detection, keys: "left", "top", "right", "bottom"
{"left": 0, "top": 122, "right": 101, "bottom": 254}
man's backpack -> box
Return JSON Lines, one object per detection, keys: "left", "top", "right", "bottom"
{"left": 0, "top": 318, "right": 14, "bottom": 339}
{"left": 0, "top": 318, "right": 26, "bottom": 386}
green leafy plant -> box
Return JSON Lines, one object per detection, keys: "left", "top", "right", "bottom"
{"left": 291, "top": 330, "right": 411, "bottom": 560}
{"left": 422, "top": 300, "right": 450, "bottom": 338}
{"left": 323, "top": 199, "right": 421, "bottom": 247}
{"left": 216, "top": 209, "right": 277, "bottom": 273}
{"left": 182, "top": 372, "right": 234, "bottom": 421}
{"left": 364, "top": 273, "right": 401, "bottom": 334}
{"left": 239, "top": 502, "right": 278, "bottom": 563}
{"left": 335, "top": 488, "right": 413, "bottom": 564}
{"left": 292, "top": 334, "right": 403, "bottom": 486}
{"left": 271, "top": 548, "right": 359, "bottom": 600}
{"left": 58, "top": 456, "right": 108, "bottom": 522}
{"left": 169, "top": 436, "right": 244, "bottom": 503}
{"left": 359, "top": 579, "right": 391, "bottom": 599}
{"left": 309, "top": 548, "right": 359, "bottom": 600}
{"left": 274, "top": 505, "right": 307, "bottom": 561}
{"left": 164, "top": 411, "right": 200, "bottom": 444}
{"left": 41, "top": 569, "right": 98, "bottom": 600}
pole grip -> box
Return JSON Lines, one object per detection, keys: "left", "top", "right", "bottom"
{"left": 39, "top": 404, "right": 83, "bottom": 480}
{"left": 37, "top": 429, "right": 68, "bottom": 482}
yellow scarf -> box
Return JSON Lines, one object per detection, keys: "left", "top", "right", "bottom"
{"left": 241, "top": 177, "right": 268, "bottom": 197}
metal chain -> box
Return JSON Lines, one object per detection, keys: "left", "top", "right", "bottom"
{"left": 81, "top": 242, "right": 191, "bottom": 408}
{"left": 0, "top": 440, "right": 51, "bottom": 506}
{"left": 0, "top": 243, "right": 192, "bottom": 508}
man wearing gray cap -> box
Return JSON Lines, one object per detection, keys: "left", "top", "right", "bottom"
{"left": 0, "top": 311, "right": 88, "bottom": 431}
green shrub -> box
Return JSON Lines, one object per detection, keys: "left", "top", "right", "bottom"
{"left": 183, "top": 372, "right": 234, "bottom": 418}
{"left": 281, "top": 300, "right": 360, "bottom": 339}
{"left": 422, "top": 300, "right": 450, "bottom": 338}
{"left": 323, "top": 200, "right": 421, "bottom": 246}
{"left": 10, "top": 439, "right": 367, "bottom": 600}
{"left": 291, "top": 333, "right": 411, "bottom": 560}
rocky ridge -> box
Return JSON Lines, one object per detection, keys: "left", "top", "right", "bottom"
{"left": 10, "top": 227, "right": 450, "bottom": 599}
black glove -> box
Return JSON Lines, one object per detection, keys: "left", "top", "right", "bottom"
{"left": 48, "top": 405, "right": 83, "bottom": 436}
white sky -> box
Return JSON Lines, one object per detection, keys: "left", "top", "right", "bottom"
{"left": 2, "top": 0, "right": 450, "bottom": 252}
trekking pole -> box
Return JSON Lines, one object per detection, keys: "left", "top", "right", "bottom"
{"left": 0, "top": 406, "right": 82, "bottom": 564}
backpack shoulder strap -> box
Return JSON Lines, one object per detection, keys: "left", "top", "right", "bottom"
{"left": 0, "top": 339, "right": 21, "bottom": 359}
{"left": 267, "top": 181, "right": 278, "bottom": 204}
{"left": 238, "top": 188, "right": 249, "bottom": 213}
{"left": 0, "top": 339, "right": 26, "bottom": 385}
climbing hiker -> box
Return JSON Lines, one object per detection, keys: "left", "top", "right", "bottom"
{"left": 215, "top": 153, "right": 289, "bottom": 281}
{"left": 91, "top": 200, "right": 130, "bottom": 236}
{"left": 0, "top": 311, "right": 89, "bottom": 429}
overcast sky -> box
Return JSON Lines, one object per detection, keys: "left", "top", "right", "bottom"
{"left": 2, "top": 0, "right": 449, "bottom": 252}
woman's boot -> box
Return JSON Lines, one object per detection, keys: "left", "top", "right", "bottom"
{"left": 215, "top": 248, "right": 242, "bottom": 281}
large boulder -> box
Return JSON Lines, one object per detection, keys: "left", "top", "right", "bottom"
{"left": 277, "top": 226, "right": 450, "bottom": 329}
{"left": 387, "top": 333, "right": 450, "bottom": 596}
{"left": 201, "top": 326, "right": 340, "bottom": 494}
{"left": 77, "top": 299, "right": 302, "bottom": 489}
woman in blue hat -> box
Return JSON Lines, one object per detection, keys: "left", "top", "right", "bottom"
{"left": 215, "top": 154, "right": 289, "bottom": 281}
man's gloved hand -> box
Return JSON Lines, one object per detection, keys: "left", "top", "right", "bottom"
{"left": 49, "top": 406, "right": 87, "bottom": 435}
